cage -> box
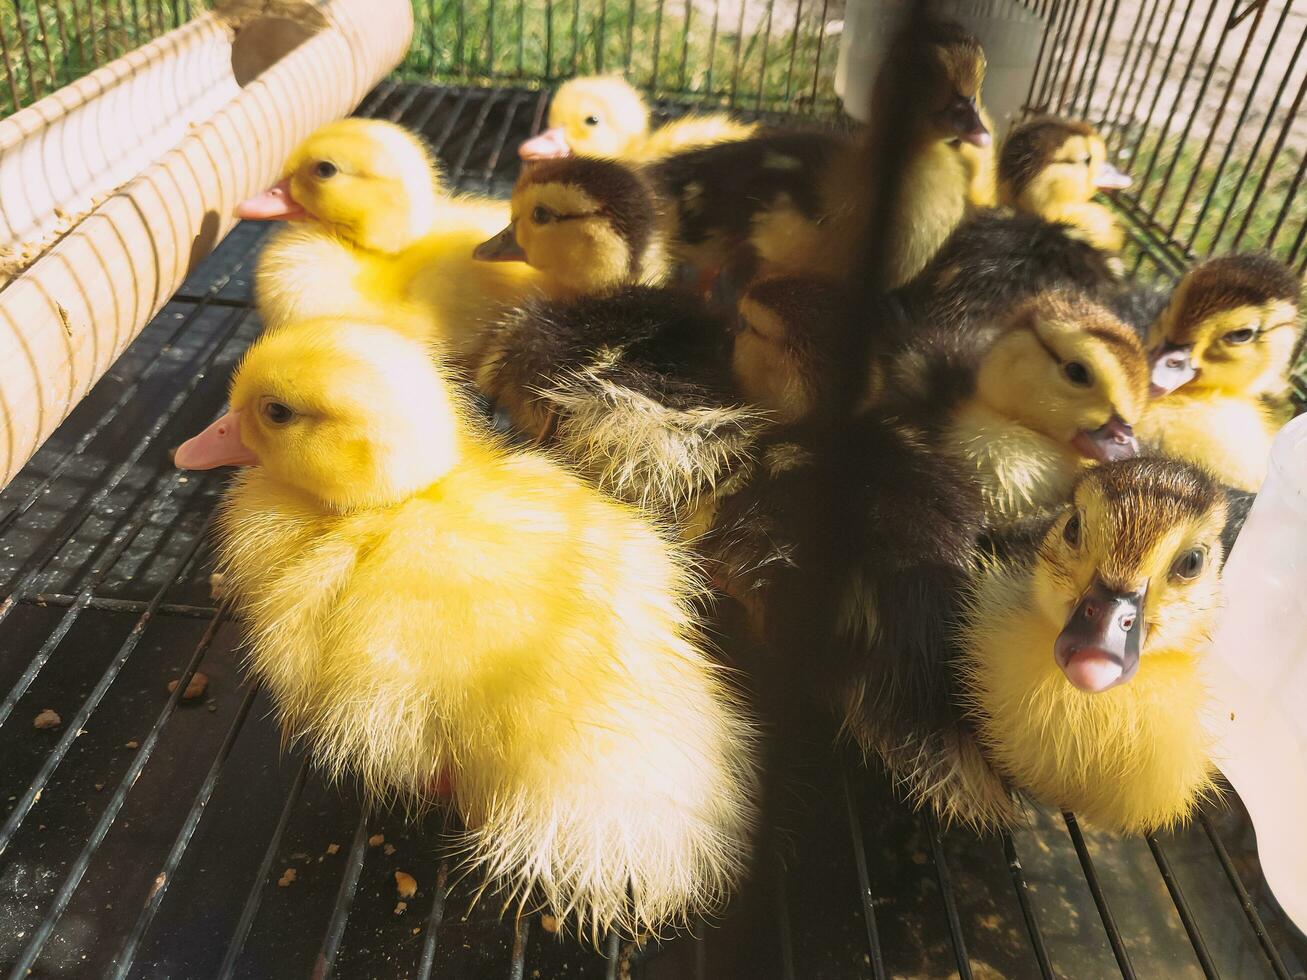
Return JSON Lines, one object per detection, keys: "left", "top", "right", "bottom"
{"left": 0, "top": 0, "right": 1304, "bottom": 977}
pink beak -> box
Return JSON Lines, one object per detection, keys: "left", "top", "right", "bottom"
{"left": 173, "top": 410, "right": 259, "bottom": 470}
{"left": 235, "top": 178, "right": 306, "bottom": 221}
{"left": 518, "top": 127, "right": 571, "bottom": 160}
{"left": 1094, "top": 162, "right": 1133, "bottom": 191}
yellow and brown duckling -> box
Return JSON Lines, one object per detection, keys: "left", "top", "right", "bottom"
{"left": 652, "top": 20, "right": 990, "bottom": 290}
{"left": 1138, "top": 254, "right": 1303, "bottom": 491}
{"left": 474, "top": 155, "right": 672, "bottom": 296}
{"left": 518, "top": 74, "right": 757, "bottom": 162}
{"left": 961, "top": 456, "right": 1226, "bottom": 834}
{"left": 886, "top": 290, "right": 1150, "bottom": 525}
{"left": 998, "top": 115, "right": 1132, "bottom": 253}
{"left": 174, "top": 318, "right": 758, "bottom": 939}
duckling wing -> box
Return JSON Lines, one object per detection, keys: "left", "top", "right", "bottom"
{"left": 707, "top": 415, "right": 1019, "bottom": 828}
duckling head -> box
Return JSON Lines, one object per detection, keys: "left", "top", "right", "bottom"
{"left": 1029, "top": 457, "right": 1226, "bottom": 693}
{"left": 998, "top": 116, "right": 1132, "bottom": 211}
{"left": 1147, "top": 254, "right": 1303, "bottom": 397}
{"left": 235, "top": 119, "right": 441, "bottom": 254}
{"left": 874, "top": 20, "right": 991, "bottom": 149}
{"left": 731, "top": 275, "right": 849, "bottom": 422}
{"left": 976, "top": 291, "right": 1149, "bottom": 461}
{"left": 474, "top": 157, "right": 661, "bottom": 294}
{"left": 174, "top": 318, "right": 460, "bottom": 511}
{"left": 518, "top": 75, "right": 650, "bottom": 160}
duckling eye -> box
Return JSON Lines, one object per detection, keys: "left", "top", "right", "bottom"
{"left": 262, "top": 400, "right": 295, "bottom": 426}
{"left": 583, "top": 115, "right": 600, "bottom": 126}
{"left": 1222, "top": 328, "right": 1256, "bottom": 345}
{"left": 531, "top": 205, "right": 556, "bottom": 224}
{"left": 313, "top": 160, "right": 338, "bottom": 180}
{"left": 1063, "top": 511, "right": 1082, "bottom": 548}
{"left": 1171, "top": 547, "right": 1206, "bottom": 580}
{"left": 1062, "top": 361, "right": 1093, "bottom": 387}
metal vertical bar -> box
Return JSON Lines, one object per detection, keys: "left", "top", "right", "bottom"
{"left": 415, "top": 860, "right": 453, "bottom": 978}
{"left": 1055, "top": 0, "right": 1098, "bottom": 112}
{"left": 1233, "top": 66, "right": 1307, "bottom": 249}
{"left": 1260, "top": 120, "right": 1307, "bottom": 250}
{"left": 1068, "top": 0, "right": 1115, "bottom": 117}
{"left": 569, "top": 0, "right": 580, "bottom": 75}
{"left": 1001, "top": 832, "right": 1056, "bottom": 979}
{"left": 1036, "top": 0, "right": 1077, "bottom": 113}
{"left": 1188, "top": 0, "right": 1292, "bottom": 246}
{"left": 13, "top": 0, "right": 42, "bottom": 104}
{"left": 215, "top": 760, "right": 312, "bottom": 980}
{"left": 516, "top": 0, "right": 526, "bottom": 77}
{"left": 508, "top": 917, "right": 530, "bottom": 980}
{"left": 455, "top": 0, "right": 466, "bottom": 77}
{"left": 0, "top": 9, "right": 22, "bottom": 112}
{"left": 546, "top": 0, "right": 555, "bottom": 78}
{"left": 1063, "top": 812, "right": 1137, "bottom": 979}
{"left": 1079, "top": 0, "right": 1123, "bottom": 119}
{"left": 754, "top": 0, "right": 776, "bottom": 110}
{"left": 1209, "top": 21, "right": 1307, "bottom": 249}
{"left": 1197, "top": 813, "right": 1293, "bottom": 980}
{"left": 924, "top": 811, "right": 974, "bottom": 980}
{"left": 728, "top": 0, "right": 748, "bottom": 107}
{"left": 623, "top": 0, "right": 635, "bottom": 73}
{"left": 1164, "top": 0, "right": 1269, "bottom": 236}
{"left": 48, "top": 0, "right": 68, "bottom": 85}
{"left": 317, "top": 810, "right": 373, "bottom": 979}
{"left": 109, "top": 682, "right": 262, "bottom": 978}
{"left": 486, "top": 0, "right": 497, "bottom": 77}
{"left": 1122, "top": 0, "right": 1195, "bottom": 163}
{"left": 648, "top": 0, "right": 666, "bottom": 89}
{"left": 596, "top": 0, "right": 607, "bottom": 73}
{"left": 678, "top": 0, "right": 692, "bottom": 93}
{"left": 1146, "top": 836, "right": 1220, "bottom": 980}
{"left": 1096, "top": 0, "right": 1152, "bottom": 132}
{"left": 842, "top": 769, "right": 887, "bottom": 980}
{"left": 706, "top": 0, "right": 722, "bottom": 97}
{"left": 1023, "top": 0, "right": 1061, "bottom": 114}
{"left": 781, "top": 0, "right": 803, "bottom": 104}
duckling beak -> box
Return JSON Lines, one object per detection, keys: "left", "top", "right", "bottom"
{"left": 234, "top": 178, "right": 306, "bottom": 221}
{"left": 1055, "top": 578, "right": 1145, "bottom": 693}
{"left": 1071, "top": 416, "right": 1138, "bottom": 462}
{"left": 943, "top": 96, "right": 991, "bottom": 147}
{"left": 1150, "top": 345, "right": 1197, "bottom": 395}
{"left": 473, "top": 224, "right": 527, "bottom": 263}
{"left": 1094, "top": 162, "right": 1133, "bottom": 191}
{"left": 173, "top": 410, "right": 259, "bottom": 470}
{"left": 518, "top": 127, "right": 572, "bottom": 160}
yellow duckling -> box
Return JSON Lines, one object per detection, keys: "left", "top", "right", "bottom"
{"left": 997, "top": 115, "right": 1133, "bottom": 254}
{"left": 961, "top": 104, "right": 999, "bottom": 207}
{"left": 517, "top": 75, "right": 756, "bottom": 162}
{"left": 907, "top": 290, "right": 1149, "bottom": 524}
{"left": 473, "top": 155, "right": 672, "bottom": 296}
{"left": 173, "top": 318, "right": 758, "bottom": 939}
{"left": 1139, "top": 254, "right": 1303, "bottom": 491}
{"left": 237, "top": 119, "right": 543, "bottom": 361}
{"left": 961, "top": 457, "right": 1226, "bottom": 834}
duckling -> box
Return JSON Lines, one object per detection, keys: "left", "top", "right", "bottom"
{"left": 742, "top": 19, "right": 991, "bottom": 289}
{"left": 888, "top": 290, "right": 1150, "bottom": 525}
{"left": 475, "top": 284, "right": 764, "bottom": 531}
{"left": 729, "top": 274, "right": 862, "bottom": 423}
{"left": 173, "top": 318, "right": 757, "bottom": 939}
{"left": 474, "top": 156, "right": 672, "bottom": 296}
{"left": 1138, "top": 254, "right": 1303, "bottom": 491}
{"left": 961, "top": 457, "right": 1226, "bottom": 834}
{"left": 517, "top": 75, "right": 757, "bottom": 162}
{"left": 237, "top": 119, "right": 543, "bottom": 360}
{"left": 997, "top": 115, "right": 1132, "bottom": 254}
{"left": 961, "top": 104, "right": 999, "bottom": 207}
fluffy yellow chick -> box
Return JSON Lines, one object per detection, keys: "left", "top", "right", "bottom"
{"left": 1139, "top": 254, "right": 1304, "bottom": 491}
{"left": 939, "top": 291, "right": 1150, "bottom": 523}
{"left": 518, "top": 75, "right": 756, "bottom": 162}
{"left": 237, "top": 119, "right": 543, "bottom": 361}
{"left": 474, "top": 156, "right": 672, "bottom": 295}
{"left": 173, "top": 319, "right": 757, "bottom": 939}
{"left": 997, "top": 116, "right": 1133, "bottom": 253}
{"left": 961, "top": 457, "right": 1226, "bottom": 834}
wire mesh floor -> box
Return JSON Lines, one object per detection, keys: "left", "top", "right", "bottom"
{"left": 0, "top": 82, "right": 1305, "bottom": 979}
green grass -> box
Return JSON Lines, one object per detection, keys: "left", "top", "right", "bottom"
{"left": 0, "top": 0, "right": 192, "bottom": 114}
{"left": 400, "top": 0, "right": 841, "bottom": 114}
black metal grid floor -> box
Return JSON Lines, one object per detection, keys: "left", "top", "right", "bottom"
{"left": 0, "top": 82, "right": 1305, "bottom": 979}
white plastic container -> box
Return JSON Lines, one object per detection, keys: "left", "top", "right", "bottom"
{"left": 835, "top": 0, "right": 1046, "bottom": 140}
{"left": 1206, "top": 412, "right": 1307, "bottom": 933}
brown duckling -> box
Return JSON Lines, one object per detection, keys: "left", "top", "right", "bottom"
{"left": 998, "top": 115, "right": 1132, "bottom": 253}
{"left": 962, "top": 457, "right": 1227, "bottom": 834}
{"left": 1139, "top": 254, "right": 1303, "bottom": 491}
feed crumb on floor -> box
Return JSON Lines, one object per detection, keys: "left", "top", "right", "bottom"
{"left": 368, "top": 833, "right": 385, "bottom": 847}
{"left": 125, "top": 741, "right": 139, "bottom": 749}
{"left": 168, "top": 672, "right": 209, "bottom": 700}
{"left": 394, "top": 871, "right": 417, "bottom": 898}
{"left": 326, "top": 843, "right": 340, "bottom": 855}
{"left": 383, "top": 843, "right": 396, "bottom": 855}
{"left": 540, "top": 914, "right": 559, "bottom": 933}
{"left": 394, "top": 901, "right": 408, "bottom": 915}
{"left": 209, "top": 572, "right": 226, "bottom": 600}
{"left": 277, "top": 868, "right": 297, "bottom": 887}
{"left": 33, "top": 709, "right": 61, "bottom": 730}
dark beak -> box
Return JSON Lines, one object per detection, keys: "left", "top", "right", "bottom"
{"left": 1150, "top": 344, "right": 1197, "bottom": 396}
{"left": 473, "top": 224, "right": 526, "bottom": 263}
{"left": 1071, "top": 415, "right": 1139, "bottom": 462}
{"left": 942, "top": 96, "right": 990, "bottom": 147}
{"left": 1054, "top": 578, "right": 1145, "bottom": 693}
